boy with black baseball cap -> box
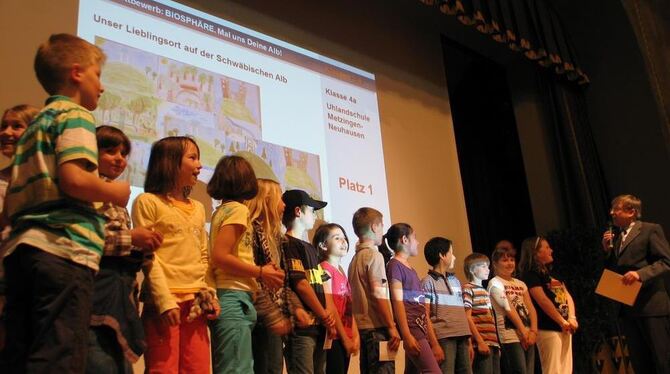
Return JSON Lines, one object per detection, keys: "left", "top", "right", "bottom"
{"left": 282, "top": 189, "right": 335, "bottom": 374}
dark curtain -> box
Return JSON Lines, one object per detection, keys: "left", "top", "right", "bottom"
{"left": 538, "top": 71, "right": 611, "bottom": 227}
{"left": 421, "top": 0, "right": 589, "bottom": 85}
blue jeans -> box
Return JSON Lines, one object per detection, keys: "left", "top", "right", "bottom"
{"left": 473, "top": 346, "right": 500, "bottom": 374}
{"left": 285, "top": 333, "right": 326, "bottom": 374}
{"left": 501, "top": 342, "right": 535, "bottom": 374}
{"left": 210, "top": 290, "right": 257, "bottom": 374}
{"left": 86, "top": 327, "right": 132, "bottom": 374}
{"left": 440, "top": 336, "right": 473, "bottom": 374}
{"left": 252, "top": 324, "right": 284, "bottom": 374}
{"left": 359, "top": 328, "right": 395, "bottom": 374}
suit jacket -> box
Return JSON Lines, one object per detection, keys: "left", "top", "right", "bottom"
{"left": 609, "top": 221, "right": 670, "bottom": 317}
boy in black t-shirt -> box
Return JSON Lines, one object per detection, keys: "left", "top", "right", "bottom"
{"left": 282, "top": 189, "right": 335, "bottom": 374}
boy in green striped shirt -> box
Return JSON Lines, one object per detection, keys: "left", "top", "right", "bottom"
{"left": 0, "top": 34, "right": 130, "bottom": 373}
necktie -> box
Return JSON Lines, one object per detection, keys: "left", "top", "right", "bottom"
{"left": 618, "top": 228, "right": 628, "bottom": 255}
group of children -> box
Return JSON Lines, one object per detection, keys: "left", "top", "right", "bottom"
{"left": 0, "top": 32, "right": 580, "bottom": 374}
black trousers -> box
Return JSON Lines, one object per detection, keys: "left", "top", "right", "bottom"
{"left": 621, "top": 315, "right": 670, "bottom": 374}
{"left": 0, "top": 244, "right": 94, "bottom": 374}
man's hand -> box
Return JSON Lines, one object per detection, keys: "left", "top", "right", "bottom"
{"left": 602, "top": 231, "right": 615, "bottom": 252}
{"left": 621, "top": 271, "right": 641, "bottom": 285}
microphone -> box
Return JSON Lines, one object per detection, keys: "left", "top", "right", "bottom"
{"left": 607, "top": 221, "right": 614, "bottom": 250}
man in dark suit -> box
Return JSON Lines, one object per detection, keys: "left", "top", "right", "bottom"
{"left": 602, "top": 194, "right": 670, "bottom": 374}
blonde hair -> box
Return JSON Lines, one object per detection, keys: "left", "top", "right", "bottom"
{"left": 612, "top": 194, "right": 642, "bottom": 219}
{"left": 34, "top": 34, "right": 106, "bottom": 95}
{"left": 2, "top": 104, "right": 40, "bottom": 128}
{"left": 246, "top": 179, "right": 283, "bottom": 254}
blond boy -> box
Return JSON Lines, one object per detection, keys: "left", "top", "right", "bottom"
{"left": 348, "top": 207, "right": 399, "bottom": 374}
{"left": 0, "top": 34, "right": 129, "bottom": 373}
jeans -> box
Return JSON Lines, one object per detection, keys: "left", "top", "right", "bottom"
{"left": 472, "top": 346, "right": 500, "bottom": 374}
{"left": 359, "top": 328, "right": 395, "bottom": 374}
{"left": 440, "top": 336, "right": 473, "bottom": 374}
{"left": 86, "top": 327, "right": 132, "bottom": 374}
{"left": 326, "top": 339, "right": 350, "bottom": 374}
{"left": 285, "top": 333, "right": 326, "bottom": 374}
{"left": 501, "top": 342, "right": 535, "bottom": 374}
{"left": 210, "top": 290, "right": 257, "bottom": 374}
{"left": 0, "top": 245, "right": 94, "bottom": 374}
{"left": 252, "top": 324, "right": 284, "bottom": 374}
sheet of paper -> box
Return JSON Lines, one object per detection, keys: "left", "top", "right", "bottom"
{"left": 379, "top": 341, "right": 399, "bottom": 361}
{"left": 323, "top": 336, "right": 333, "bottom": 350}
{"left": 595, "top": 269, "right": 641, "bottom": 306}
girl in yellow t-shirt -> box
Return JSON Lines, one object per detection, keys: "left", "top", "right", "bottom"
{"left": 132, "top": 137, "right": 218, "bottom": 373}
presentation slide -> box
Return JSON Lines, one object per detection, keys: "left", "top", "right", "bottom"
{"left": 78, "top": 0, "right": 391, "bottom": 261}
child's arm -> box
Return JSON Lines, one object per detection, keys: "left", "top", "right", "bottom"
{"left": 367, "top": 252, "right": 400, "bottom": 351}
{"left": 463, "top": 286, "right": 490, "bottom": 355}
{"left": 101, "top": 206, "right": 162, "bottom": 257}
{"left": 488, "top": 279, "right": 529, "bottom": 344}
{"left": 132, "top": 196, "right": 178, "bottom": 320}
{"left": 389, "top": 280, "right": 421, "bottom": 356}
{"left": 59, "top": 160, "right": 129, "bottom": 206}
{"left": 528, "top": 286, "right": 571, "bottom": 333}
{"left": 294, "top": 279, "right": 335, "bottom": 328}
{"left": 323, "top": 272, "right": 355, "bottom": 354}
{"left": 566, "top": 287, "right": 578, "bottom": 332}
{"left": 211, "top": 223, "right": 284, "bottom": 288}
{"left": 523, "top": 289, "right": 538, "bottom": 346}
{"left": 422, "top": 281, "right": 445, "bottom": 363}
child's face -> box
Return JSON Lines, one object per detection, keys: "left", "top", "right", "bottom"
{"left": 323, "top": 227, "right": 348, "bottom": 258}
{"left": 405, "top": 231, "right": 419, "bottom": 256}
{"left": 0, "top": 112, "right": 29, "bottom": 158}
{"left": 471, "top": 262, "right": 490, "bottom": 281}
{"left": 98, "top": 145, "right": 128, "bottom": 180}
{"left": 297, "top": 205, "right": 316, "bottom": 230}
{"left": 177, "top": 141, "right": 201, "bottom": 188}
{"left": 440, "top": 246, "right": 456, "bottom": 271}
{"left": 372, "top": 221, "right": 384, "bottom": 246}
{"left": 535, "top": 240, "right": 553, "bottom": 266}
{"left": 495, "top": 255, "right": 516, "bottom": 278}
{"left": 75, "top": 62, "right": 104, "bottom": 111}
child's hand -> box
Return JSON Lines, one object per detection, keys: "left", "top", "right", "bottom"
{"left": 352, "top": 335, "right": 361, "bottom": 355}
{"left": 387, "top": 326, "right": 401, "bottom": 352}
{"left": 161, "top": 308, "right": 180, "bottom": 326}
{"left": 525, "top": 330, "right": 537, "bottom": 347}
{"left": 294, "top": 308, "right": 312, "bottom": 328}
{"left": 260, "top": 264, "right": 284, "bottom": 289}
{"left": 131, "top": 227, "right": 163, "bottom": 252}
{"left": 404, "top": 335, "right": 421, "bottom": 357}
{"left": 476, "top": 342, "right": 491, "bottom": 356}
{"left": 432, "top": 343, "right": 445, "bottom": 363}
{"left": 320, "top": 309, "right": 336, "bottom": 328}
{"left": 342, "top": 337, "right": 357, "bottom": 356}
{"left": 568, "top": 318, "right": 579, "bottom": 333}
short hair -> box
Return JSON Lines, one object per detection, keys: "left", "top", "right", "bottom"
{"left": 491, "top": 246, "right": 517, "bottom": 275}
{"left": 144, "top": 137, "right": 199, "bottom": 194}
{"left": 96, "top": 125, "right": 131, "bottom": 156}
{"left": 352, "top": 207, "right": 383, "bottom": 238}
{"left": 379, "top": 223, "right": 413, "bottom": 255}
{"left": 207, "top": 155, "right": 258, "bottom": 201}
{"left": 463, "top": 252, "right": 490, "bottom": 281}
{"left": 494, "top": 240, "right": 515, "bottom": 251}
{"left": 518, "top": 236, "right": 547, "bottom": 275}
{"left": 282, "top": 204, "right": 306, "bottom": 228}
{"left": 34, "top": 34, "right": 106, "bottom": 95}
{"left": 612, "top": 194, "right": 642, "bottom": 219}
{"left": 313, "top": 223, "right": 350, "bottom": 261}
{"left": 424, "top": 237, "right": 453, "bottom": 266}
{"left": 2, "top": 104, "right": 40, "bottom": 128}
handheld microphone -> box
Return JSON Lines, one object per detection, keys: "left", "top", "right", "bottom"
{"left": 607, "top": 221, "right": 614, "bottom": 250}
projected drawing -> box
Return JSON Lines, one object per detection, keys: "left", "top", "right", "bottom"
{"left": 92, "top": 36, "right": 322, "bottom": 198}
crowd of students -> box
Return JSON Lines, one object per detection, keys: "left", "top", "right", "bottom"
{"left": 0, "top": 33, "right": 581, "bottom": 374}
